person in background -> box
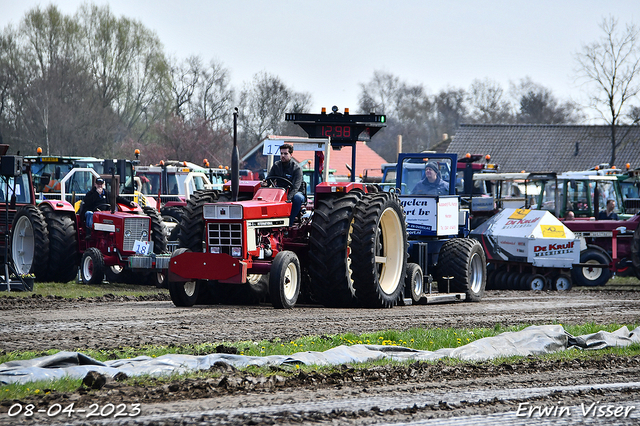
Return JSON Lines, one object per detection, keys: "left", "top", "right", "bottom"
{"left": 598, "top": 199, "right": 619, "bottom": 220}
{"left": 83, "top": 178, "right": 135, "bottom": 230}
{"left": 564, "top": 210, "right": 575, "bottom": 220}
{"left": 411, "top": 161, "right": 449, "bottom": 195}
{"left": 264, "top": 143, "right": 304, "bottom": 223}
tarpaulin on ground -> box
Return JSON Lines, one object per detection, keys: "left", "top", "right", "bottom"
{"left": 1, "top": 325, "right": 639, "bottom": 385}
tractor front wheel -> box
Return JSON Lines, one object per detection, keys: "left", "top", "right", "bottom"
{"left": 269, "top": 251, "right": 301, "bottom": 309}
{"left": 81, "top": 248, "right": 104, "bottom": 285}
{"left": 436, "top": 238, "right": 486, "bottom": 301}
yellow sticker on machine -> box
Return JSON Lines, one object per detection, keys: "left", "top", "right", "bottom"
{"left": 508, "top": 209, "right": 530, "bottom": 220}
{"left": 541, "top": 225, "right": 566, "bottom": 238}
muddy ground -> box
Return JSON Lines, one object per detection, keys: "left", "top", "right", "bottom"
{"left": 1, "top": 288, "right": 640, "bottom": 424}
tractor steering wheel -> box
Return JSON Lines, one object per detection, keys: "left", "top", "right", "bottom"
{"left": 264, "top": 175, "right": 293, "bottom": 190}
{"left": 95, "top": 203, "right": 111, "bottom": 211}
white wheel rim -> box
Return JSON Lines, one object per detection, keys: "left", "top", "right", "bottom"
{"left": 531, "top": 277, "right": 545, "bottom": 290}
{"left": 183, "top": 281, "right": 196, "bottom": 297}
{"left": 555, "top": 277, "right": 570, "bottom": 290}
{"left": 469, "top": 252, "right": 484, "bottom": 293}
{"left": 377, "top": 207, "right": 404, "bottom": 294}
{"left": 82, "top": 256, "right": 94, "bottom": 280}
{"left": 582, "top": 260, "right": 602, "bottom": 280}
{"left": 414, "top": 270, "right": 424, "bottom": 296}
{"left": 11, "top": 216, "right": 34, "bottom": 275}
{"left": 283, "top": 262, "right": 298, "bottom": 300}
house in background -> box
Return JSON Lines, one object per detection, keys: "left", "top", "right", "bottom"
{"left": 446, "top": 124, "right": 640, "bottom": 173}
{"left": 242, "top": 138, "right": 387, "bottom": 181}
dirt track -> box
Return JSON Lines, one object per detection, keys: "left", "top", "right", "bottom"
{"left": 1, "top": 288, "right": 640, "bottom": 425}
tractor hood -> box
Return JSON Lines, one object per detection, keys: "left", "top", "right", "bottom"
{"left": 470, "top": 208, "right": 581, "bottom": 268}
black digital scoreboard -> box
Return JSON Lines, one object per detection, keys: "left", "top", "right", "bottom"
{"left": 285, "top": 108, "right": 386, "bottom": 145}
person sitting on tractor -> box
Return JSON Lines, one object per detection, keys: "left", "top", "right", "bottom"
{"left": 83, "top": 178, "right": 135, "bottom": 230}
{"left": 598, "top": 199, "right": 619, "bottom": 220}
{"left": 411, "top": 161, "right": 449, "bottom": 195}
{"left": 264, "top": 143, "right": 305, "bottom": 223}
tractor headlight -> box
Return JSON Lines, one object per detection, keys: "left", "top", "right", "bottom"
{"left": 210, "top": 246, "right": 221, "bottom": 254}
{"left": 125, "top": 230, "right": 131, "bottom": 237}
{"left": 141, "top": 230, "right": 148, "bottom": 238}
{"left": 231, "top": 247, "right": 242, "bottom": 257}
{"left": 203, "top": 204, "right": 243, "bottom": 219}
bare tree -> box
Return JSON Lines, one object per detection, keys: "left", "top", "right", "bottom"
{"left": 467, "top": 78, "right": 514, "bottom": 124}
{"left": 237, "top": 71, "right": 310, "bottom": 154}
{"left": 510, "top": 77, "right": 582, "bottom": 124}
{"left": 575, "top": 16, "right": 640, "bottom": 165}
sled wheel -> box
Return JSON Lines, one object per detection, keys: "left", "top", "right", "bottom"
{"left": 269, "top": 251, "right": 301, "bottom": 309}
{"left": 81, "top": 247, "right": 105, "bottom": 285}
{"left": 552, "top": 273, "right": 572, "bottom": 291}
{"left": 571, "top": 248, "right": 611, "bottom": 287}
{"left": 436, "top": 238, "right": 486, "bottom": 301}
{"left": 351, "top": 192, "right": 407, "bottom": 308}
{"left": 527, "top": 274, "right": 548, "bottom": 291}
{"left": 405, "top": 263, "right": 423, "bottom": 304}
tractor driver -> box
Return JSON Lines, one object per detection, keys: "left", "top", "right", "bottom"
{"left": 411, "top": 161, "right": 449, "bottom": 195}
{"left": 83, "top": 178, "right": 135, "bottom": 230}
{"left": 264, "top": 143, "right": 305, "bottom": 223}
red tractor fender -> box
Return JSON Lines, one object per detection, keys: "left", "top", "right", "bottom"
{"left": 38, "top": 199, "right": 75, "bottom": 213}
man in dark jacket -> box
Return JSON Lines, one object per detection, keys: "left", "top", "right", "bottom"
{"left": 83, "top": 177, "right": 134, "bottom": 228}
{"left": 411, "top": 162, "right": 449, "bottom": 195}
{"left": 265, "top": 143, "right": 305, "bottom": 223}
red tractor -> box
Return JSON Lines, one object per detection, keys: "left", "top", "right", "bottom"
{"left": 168, "top": 108, "right": 409, "bottom": 309}
{"left": 10, "top": 172, "right": 169, "bottom": 286}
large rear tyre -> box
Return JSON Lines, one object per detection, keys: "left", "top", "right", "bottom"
{"left": 81, "top": 247, "right": 104, "bottom": 285}
{"left": 9, "top": 205, "right": 50, "bottom": 281}
{"left": 350, "top": 192, "right": 407, "bottom": 308}
{"left": 44, "top": 213, "right": 78, "bottom": 283}
{"left": 632, "top": 226, "right": 640, "bottom": 279}
{"left": 143, "top": 206, "right": 168, "bottom": 254}
{"left": 160, "top": 206, "right": 183, "bottom": 242}
{"left": 269, "top": 251, "right": 301, "bottom": 309}
{"left": 571, "top": 248, "right": 611, "bottom": 287}
{"left": 436, "top": 238, "right": 486, "bottom": 301}
{"left": 308, "top": 192, "right": 363, "bottom": 307}
{"left": 177, "top": 190, "right": 218, "bottom": 252}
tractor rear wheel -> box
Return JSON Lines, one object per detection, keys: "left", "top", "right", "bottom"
{"left": 81, "top": 247, "right": 104, "bottom": 285}
{"left": 632, "top": 226, "right": 640, "bottom": 279}
{"left": 178, "top": 190, "right": 218, "bottom": 252}
{"left": 436, "top": 238, "right": 486, "bottom": 301}
{"left": 269, "top": 251, "right": 301, "bottom": 309}
{"left": 143, "top": 206, "right": 168, "bottom": 254}
{"left": 572, "top": 248, "right": 611, "bottom": 286}
{"left": 10, "top": 205, "right": 50, "bottom": 281}
{"left": 44, "top": 213, "right": 78, "bottom": 283}
{"left": 350, "top": 192, "right": 407, "bottom": 308}
{"left": 160, "top": 206, "right": 183, "bottom": 242}
{"left": 308, "top": 192, "right": 363, "bottom": 307}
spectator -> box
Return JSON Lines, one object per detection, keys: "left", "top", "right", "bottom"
{"left": 564, "top": 210, "right": 575, "bottom": 220}
{"left": 411, "top": 162, "right": 449, "bottom": 195}
{"left": 598, "top": 199, "right": 619, "bottom": 220}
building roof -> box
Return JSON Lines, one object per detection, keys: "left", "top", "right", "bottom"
{"left": 447, "top": 124, "right": 640, "bottom": 173}
{"left": 292, "top": 141, "right": 386, "bottom": 178}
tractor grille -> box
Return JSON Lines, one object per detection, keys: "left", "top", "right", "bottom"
{"left": 123, "top": 217, "right": 150, "bottom": 251}
{"left": 207, "top": 223, "right": 242, "bottom": 253}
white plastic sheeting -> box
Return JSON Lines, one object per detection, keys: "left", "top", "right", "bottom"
{"left": 1, "top": 324, "right": 639, "bottom": 385}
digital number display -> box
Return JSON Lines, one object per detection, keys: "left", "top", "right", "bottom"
{"left": 320, "top": 125, "right": 352, "bottom": 139}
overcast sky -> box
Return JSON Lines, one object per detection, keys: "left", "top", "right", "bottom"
{"left": 3, "top": 1, "right": 640, "bottom": 121}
